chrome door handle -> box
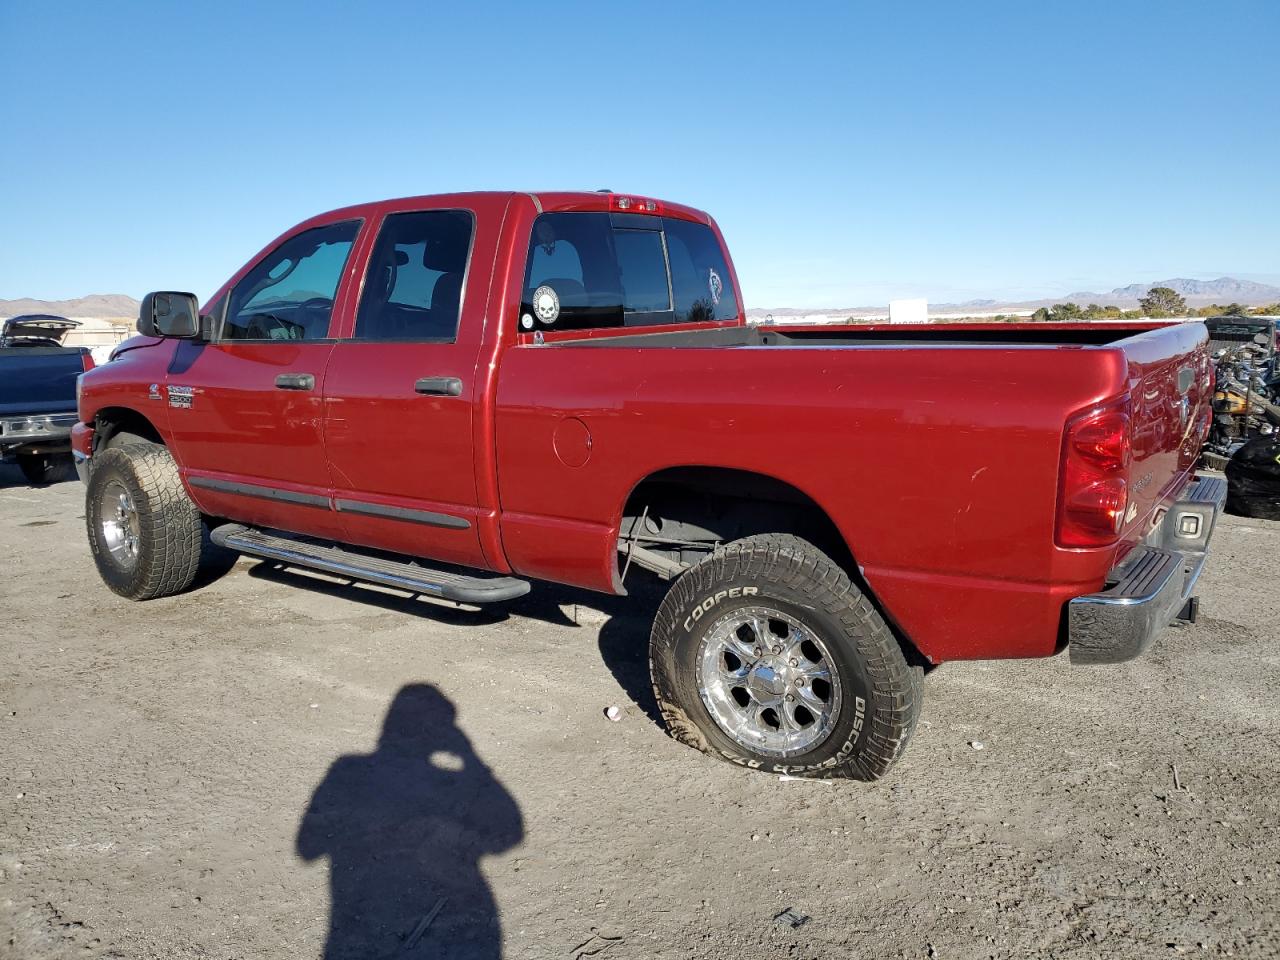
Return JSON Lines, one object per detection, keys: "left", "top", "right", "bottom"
{"left": 414, "top": 377, "right": 463, "bottom": 397}
{"left": 275, "top": 373, "right": 315, "bottom": 391}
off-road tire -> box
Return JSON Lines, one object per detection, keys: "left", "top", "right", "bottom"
{"left": 650, "top": 533, "right": 922, "bottom": 780}
{"left": 18, "top": 453, "right": 75, "bottom": 485}
{"left": 104, "top": 430, "right": 156, "bottom": 452}
{"left": 86, "top": 445, "right": 205, "bottom": 600}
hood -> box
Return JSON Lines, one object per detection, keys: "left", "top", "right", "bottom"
{"left": 107, "top": 333, "right": 162, "bottom": 361}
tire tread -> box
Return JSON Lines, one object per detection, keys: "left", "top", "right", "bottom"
{"left": 87, "top": 445, "right": 204, "bottom": 601}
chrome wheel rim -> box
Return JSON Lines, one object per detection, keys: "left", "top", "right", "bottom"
{"left": 99, "top": 480, "right": 140, "bottom": 568}
{"left": 696, "top": 604, "right": 842, "bottom": 757}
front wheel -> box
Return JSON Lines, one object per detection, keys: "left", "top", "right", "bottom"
{"left": 86, "top": 445, "right": 205, "bottom": 600}
{"left": 649, "top": 533, "right": 922, "bottom": 780}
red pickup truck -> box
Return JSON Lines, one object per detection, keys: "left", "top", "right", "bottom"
{"left": 75, "top": 191, "right": 1224, "bottom": 781}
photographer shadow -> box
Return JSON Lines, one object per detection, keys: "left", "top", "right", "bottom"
{"left": 298, "top": 683, "right": 523, "bottom": 959}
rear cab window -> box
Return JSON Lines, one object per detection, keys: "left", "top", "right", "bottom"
{"left": 519, "top": 212, "right": 738, "bottom": 332}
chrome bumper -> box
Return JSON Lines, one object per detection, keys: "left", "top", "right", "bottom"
{"left": 0, "top": 412, "right": 78, "bottom": 442}
{"left": 1068, "top": 474, "right": 1227, "bottom": 665}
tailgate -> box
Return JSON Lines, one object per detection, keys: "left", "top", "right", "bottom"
{"left": 1117, "top": 322, "right": 1212, "bottom": 541}
{"left": 0, "top": 350, "right": 86, "bottom": 417}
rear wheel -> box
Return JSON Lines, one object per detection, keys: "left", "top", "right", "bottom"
{"left": 86, "top": 444, "right": 205, "bottom": 600}
{"left": 649, "top": 533, "right": 922, "bottom": 780}
{"left": 18, "top": 453, "right": 75, "bottom": 485}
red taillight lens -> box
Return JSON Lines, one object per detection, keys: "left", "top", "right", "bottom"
{"left": 81, "top": 351, "right": 95, "bottom": 372}
{"left": 1056, "top": 402, "right": 1131, "bottom": 548}
{"left": 1069, "top": 415, "right": 1129, "bottom": 472}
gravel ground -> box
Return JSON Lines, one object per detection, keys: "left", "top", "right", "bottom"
{"left": 2, "top": 463, "right": 1278, "bottom": 960}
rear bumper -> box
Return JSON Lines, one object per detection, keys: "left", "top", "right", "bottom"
{"left": 0, "top": 413, "right": 77, "bottom": 457}
{"left": 1068, "top": 474, "right": 1227, "bottom": 665}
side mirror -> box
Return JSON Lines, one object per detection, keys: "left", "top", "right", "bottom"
{"left": 138, "top": 291, "right": 201, "bottom": 338}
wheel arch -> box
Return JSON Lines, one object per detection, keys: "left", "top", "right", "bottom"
{"left": 619, "top": 465, "right": 855, "bottom": 572}
{"left": 616, "top": 465, "right": 928, "bottom": 668}
{"left": 92, "top": 406, "right": 166, "bottom": 451}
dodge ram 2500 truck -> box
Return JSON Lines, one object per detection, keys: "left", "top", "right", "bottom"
{"left": 74, "top": 191, "right": 1224, "bottom": 780}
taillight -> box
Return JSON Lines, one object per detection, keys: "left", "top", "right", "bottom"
{"left": 1056, "top": 399, "right": 1131, "bottom": 548}
{"left": 77, "top": 352, "right": 94, "bottom": 410}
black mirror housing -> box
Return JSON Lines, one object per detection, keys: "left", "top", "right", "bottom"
{"left": 138, "top": 291, "right": 201, "bottom": 339}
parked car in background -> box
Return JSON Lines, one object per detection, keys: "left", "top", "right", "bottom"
{"left": 74, "top": 191, "right": 1224, "bottom": 781}
{"left": 0, "top": 315, "right": 93, "bottom": 484}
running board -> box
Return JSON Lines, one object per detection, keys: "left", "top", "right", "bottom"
{"left": 210, "top": 524, "right": 530, "bottom": 604}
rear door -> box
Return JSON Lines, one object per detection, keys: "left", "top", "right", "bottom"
{"left": 166, "top": 219, "right": 363, "bottom": 539}
{"left": 321, "top": 200, "right": 491, "bottom": 568}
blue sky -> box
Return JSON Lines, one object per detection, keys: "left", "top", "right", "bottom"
{"left": 2, "top": 0, "right": 1277, "bottom": 308}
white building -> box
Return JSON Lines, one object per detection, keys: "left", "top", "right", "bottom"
{"left": 888, "top": 298, "right": 929, "bottom": 324}
{"left": 63, "top": 316, "right": 135, "bottom": 347}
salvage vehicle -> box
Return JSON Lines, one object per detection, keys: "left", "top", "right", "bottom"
{"left": 1201, "top": 322, "right": 1279, "bottom": 471}
{"left": 1204, "top": 314, "right": 1278, "bottom": 359}
{"left": 74, "top": 191, "right": 1224, "bottom": 780}
{"left": 0, "top": 315, "right": 93, "bottom": 483}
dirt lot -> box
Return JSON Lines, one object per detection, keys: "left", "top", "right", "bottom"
{"left": 2, "top": 464, "right": 1278, "bottom": 960}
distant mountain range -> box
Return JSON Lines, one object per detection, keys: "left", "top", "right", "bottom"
{"left": 0, "top": 294, "right": 140, "bottom": 320}
{"left": 4, "top": 276, "right": 1278, "bottom": 322}
{"left": 1101, "top": 277, "right": 1280, "bottom": 302}
{"left": 748, "top": 277, "right": 1280, "bottom": 319}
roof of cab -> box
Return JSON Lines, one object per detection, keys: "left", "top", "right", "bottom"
{"left": 307, "top": 191, "right": 712, "bottom": 226}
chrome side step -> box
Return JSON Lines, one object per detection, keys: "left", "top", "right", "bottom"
{"left": 210, "top": 524, "right": 530, "bottom": 604}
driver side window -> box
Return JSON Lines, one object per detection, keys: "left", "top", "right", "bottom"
{"left": 223, "top": 221, "right": 360, "bottom": 341}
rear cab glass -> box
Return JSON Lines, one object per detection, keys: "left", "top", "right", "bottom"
{"left": 519, "top": 212, "right": 738, "bottom": 332}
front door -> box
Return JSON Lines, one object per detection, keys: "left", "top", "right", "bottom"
{"left": 166, "top": 219, "right": 363, "bottom": 539}
{"left": 322, "top": 206, "right": 488, "bottom": 568}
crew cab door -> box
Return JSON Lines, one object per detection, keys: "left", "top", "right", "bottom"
{"left": 321, "top": 201, "right": 492, "bottom": 568}
{"left": 166, "top": 218, "right": 363, "bottom": 540}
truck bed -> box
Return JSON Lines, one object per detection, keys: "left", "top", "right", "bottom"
{"left": 497, "top": 318, "right": 1210, "bottom": 662}
{"left": 555, "top": 320, "right": 1174, "bottom": 349}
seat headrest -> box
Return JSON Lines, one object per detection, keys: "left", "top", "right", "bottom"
{"left": 431, "top": 272, "right": 464, "bottom": 315}
{"left": 422, "top": 214, "right": 472, "bottom": 273}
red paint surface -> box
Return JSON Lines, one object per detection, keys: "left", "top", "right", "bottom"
{"left": 77, "top": 191, "right": 1211, "bottom": 663}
